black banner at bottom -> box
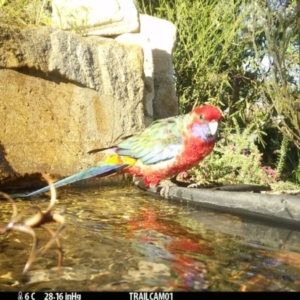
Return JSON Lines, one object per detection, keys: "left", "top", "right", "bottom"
{"left": 5, "top": 292, "right": 177, "bottom": 300}
{"left": 2, "top": 291, "right": 297, "bottom": 298}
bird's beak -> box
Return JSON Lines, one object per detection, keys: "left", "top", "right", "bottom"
{"left": 208, "top": 121, "right": 219, "bottom": 136}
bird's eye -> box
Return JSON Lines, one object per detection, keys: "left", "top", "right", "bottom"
{"left": 199, "top": 113, "right": 204, "bottom": 120}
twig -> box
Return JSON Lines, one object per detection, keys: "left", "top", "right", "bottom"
{"left": 0, "top": 173, "right": 66, "bottom": 273}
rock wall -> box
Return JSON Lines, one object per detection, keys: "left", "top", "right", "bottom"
{"left": 0, "top": 25, "right": 144, "bottom": 188}
{"left": 0, "top": 0, "right": 178, "bottom": 189}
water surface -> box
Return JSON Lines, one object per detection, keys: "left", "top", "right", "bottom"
{"left": 0, "top": 185, "right": 300, "bottom": 291}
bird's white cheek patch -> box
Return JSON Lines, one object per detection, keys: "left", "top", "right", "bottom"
{"left": 208, "top": 121, "right": 218, "bottom": 136}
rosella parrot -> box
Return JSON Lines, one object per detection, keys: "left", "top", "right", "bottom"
{"left": 12, "top": 105, "right": 222, "bottom": 198}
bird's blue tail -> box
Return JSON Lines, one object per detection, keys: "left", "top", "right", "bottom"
{"left": 8, "top": 164, "right": 127, "bottom": 198}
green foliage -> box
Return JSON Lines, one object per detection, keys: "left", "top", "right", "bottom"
{"left": 276, "top": 135, "right": 289, "bottom": 176}
{"left": 294, "top": 155, "right": 300, "bottom": 183}
{"left": 191, "top": 119, "right": 278, "bottom": 185}
{"left": 0, "top": 0, "right": 52, "bottom": 26}
{"left": 136, "top": 0, "right": 300, "bottom": 187}
{"left": 248, "top": 0, "right": 300, "bottom": 150}
{"left": 191, "top": 120, "right": 299, "bottom": 190}
{"left": 137, "top": 0, "right": 252, "bottom": 113}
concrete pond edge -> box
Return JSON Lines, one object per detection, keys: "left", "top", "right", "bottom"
{"left": 139, "top": 183, "right": 300, "bottom": 228}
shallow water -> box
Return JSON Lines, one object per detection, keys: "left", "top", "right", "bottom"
{"left": 1, "top": 185, "right": 300, "bottom": 291}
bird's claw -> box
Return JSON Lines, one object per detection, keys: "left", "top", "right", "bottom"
{"left": 157, "top": 180, "right": 177, "bottom": 199}
{"left": 159, "top": 186, "right": 170, "bottom": 198}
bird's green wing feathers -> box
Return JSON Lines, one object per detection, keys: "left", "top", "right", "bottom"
{"left": 116, "top": 115, "right": 185, "bottom": 165}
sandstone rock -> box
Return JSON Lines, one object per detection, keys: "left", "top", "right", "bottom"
{"left": 0, "top": 24, "right": 145, "bottom": 188}
{"left": 0, "top": 4, "right": 179, "bottom": 189}
{"left": 139, "top": 14, "right": 178, "bottom": 119}
{"left": 52, "top": 0, "right": 139, "bottom": 36}
{"left": 115, "top": 14, "right": 178, "bottom": 121}
{"left": 115, "top": 33, "right": 154, "bottom": 126}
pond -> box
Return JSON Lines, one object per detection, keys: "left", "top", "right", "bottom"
{"left": 0, "top": 184, "right": 300, "bottom": 291}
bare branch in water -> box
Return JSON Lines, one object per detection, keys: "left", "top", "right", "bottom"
{"left": 0, "top": 173, "right": 66, "bottom": 273}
